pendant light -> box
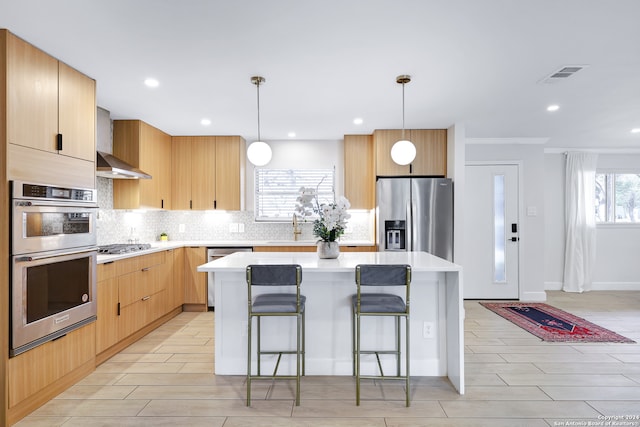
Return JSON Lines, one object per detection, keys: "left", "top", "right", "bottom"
{"left": 390, "top": 75, "right": 416, "bottom": 166}
{"left": 247, "top": 76, "right": 272, "bottom": 166}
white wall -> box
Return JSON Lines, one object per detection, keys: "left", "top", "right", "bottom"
{"left": 543, "top": 153, "right": 565, "bottom": 289}
{"left": 544, "top": 152, "right": 640, "bottom": 290}
{"left": 466, "top": 142, "right": 546, "bottom": 301}
{"left": 447, "top": 123, "right": 466, "bottom": 266}
{"left": 244, "top": 139, "right": 344, "bottom": 211}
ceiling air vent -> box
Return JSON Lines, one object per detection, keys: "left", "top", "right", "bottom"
{"left": 539, "top": 65, "right": 588, "bottom": 84}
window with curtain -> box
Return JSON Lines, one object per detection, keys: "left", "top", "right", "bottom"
{"left": 595, "top": 173, "right": 640, "bottom": 223}
{"left": 254, "top": 168, "right": 335, "bottom": 221}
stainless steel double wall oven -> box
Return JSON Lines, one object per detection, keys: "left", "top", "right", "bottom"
{"left": 10, "top": 181, "right": 99, "bottom": 356}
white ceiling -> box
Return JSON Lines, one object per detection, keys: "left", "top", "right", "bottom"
{"left": 2, "top": 0, "right": 640, "bottom": 149}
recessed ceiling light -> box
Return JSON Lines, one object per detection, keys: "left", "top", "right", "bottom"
{"left": 631, "top": 128, "right": 640, "bottom": 134}
{"left": 201, "top": 118, "right": 211, "bottom": 126}
{"left": 144, "top": 78, "right": 159, "bottom": 88}
{"left": 547, "top": 104, "right": 560, "bottom": 112}
{"left": 353, "top": 118, "right": 364, "bottom": 125}
{"left": 288, "top": 132, "right": 296, "bottom": 138}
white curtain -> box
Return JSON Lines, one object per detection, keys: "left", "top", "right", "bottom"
{"left": 563, "top": 152, "right": 598, "bottom": 293}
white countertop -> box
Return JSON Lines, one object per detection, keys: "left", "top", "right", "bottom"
{"left": 197, "top": 251, "right": 461, "bottom": 273}
{"left": 97, "top": 240, "right": 375, "bottom": 264}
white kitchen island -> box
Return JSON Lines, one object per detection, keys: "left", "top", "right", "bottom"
{"left": 197, "top": 251, "right": 464, "bottom": 394}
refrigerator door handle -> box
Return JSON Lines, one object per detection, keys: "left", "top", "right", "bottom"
{"left": 407, "top": 199, "right": 413, "bottom": 251}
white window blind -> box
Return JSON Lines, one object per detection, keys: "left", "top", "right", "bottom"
{"left": 255, "top": 168, "right": 335, "bottom": 221}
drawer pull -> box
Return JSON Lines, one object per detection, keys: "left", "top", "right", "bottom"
{"left": 142, "top": 295, "right": 151, "bottom": 301}
{"left": 142, "top": 267, "right": 151, "bottom": 272}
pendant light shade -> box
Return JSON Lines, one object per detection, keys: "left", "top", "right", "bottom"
{"left": 248, "top": 76, "right": 272, "bottom": 166}
{"left": 247, "top": 141, "right": 272, "bottom": 166}
{"left": 391, "top": 75, "right": 416, "bottom": 166}
{"left": 391, "top": 139, "right": 416, "bottom": 165}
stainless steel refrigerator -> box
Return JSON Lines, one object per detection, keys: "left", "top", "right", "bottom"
{"left": 377, "top": 177, "right": 453, "bottom": 261}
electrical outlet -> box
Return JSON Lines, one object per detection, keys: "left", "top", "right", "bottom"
{"left": 229, "top": 223, "right": 239, "bottom": 233}
{"left": 423, "top": 321, "right": 434, "bottom": 338}
{"left": 178, "top": 224, "right": 185, "bottom": 233}
{"left": 238, "top": 223, "right": 245, "bottom": 233}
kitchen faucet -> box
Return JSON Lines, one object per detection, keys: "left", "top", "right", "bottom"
{"left": 292, "top": 214, "right": 302, "bottom": 241}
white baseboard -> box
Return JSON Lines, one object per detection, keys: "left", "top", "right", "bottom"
{"left": 545, "top": 281, "right": 640, "bottom": 291}
{"left": 545, "top": 282, "right": 563, "bottom": 291}
{"left": 520, "top": 291, "right": 547, "bottom": 302}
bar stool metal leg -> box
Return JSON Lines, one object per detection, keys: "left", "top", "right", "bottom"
{"left": 246, "top": 311, "right": 252, "bottom": 406}
{"left": 352, "top": 264, "right": 411, "bottom": 407}
{"left": 246, "top": 264, "right": 305, "bottom": 407}
{"left": 355, "top": 311, "right": 361, "bottom": 405}
{"left": 405, "top": 314, "right": 410, "bottom": 407}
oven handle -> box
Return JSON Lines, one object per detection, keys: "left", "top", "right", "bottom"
{"left": 15, "top": 247, "right": 98, "bottom": 262}
{"left": 14, "top": 200, "right": 99, "bottom": 209}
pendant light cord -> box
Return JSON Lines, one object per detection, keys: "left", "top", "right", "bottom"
{"left": 401, "top": 81, "right": 406, "bottom": 140}
{"left": 256, "top": 80, "right": 261, "bottom": 141}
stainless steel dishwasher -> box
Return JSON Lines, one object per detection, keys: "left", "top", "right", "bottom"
{"left": 207, "top": 247, "right": 253, "bottom": 310}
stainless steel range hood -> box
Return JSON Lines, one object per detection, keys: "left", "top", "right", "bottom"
{"left": 96, "top": 151, "right": 152, "bottom": 179}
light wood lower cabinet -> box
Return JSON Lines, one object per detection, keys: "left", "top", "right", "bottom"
{"left": 96, "top": 266, "right": 119, "bottom": 354}
{"left": 170, "top": 248, "right": 185, "bottom": 310}
{"left": 184, "top": 247, "right": 207, "bottom": 311}
{"left": 117, "top": 258, "right": 164, "bottom": 340}
{"left": 7, "top": 323, "right": 95, "bottom": 412}
{"left": 119, "top": 291, "right": 168, "bottom": 339}
{"left": 96, "top": 250, "right": 181, "bottom": 361}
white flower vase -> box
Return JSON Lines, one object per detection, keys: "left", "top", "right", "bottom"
{"left": 317, "top": 241, "right": 340, "bottom": 259}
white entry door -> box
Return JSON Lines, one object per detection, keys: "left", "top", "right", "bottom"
{"left": 464, "top": 164, "right": 520, "bottom": 299}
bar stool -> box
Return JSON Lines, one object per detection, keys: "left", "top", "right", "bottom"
{"left": 352, "top": 264, "right": 411, "bottom": 406}
{"left": 246, "top": 264, "right": 305, "bottom": 406}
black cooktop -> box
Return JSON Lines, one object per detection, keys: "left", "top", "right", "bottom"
{"left": 98, "top": 243, "right": 152, "bottom": 254}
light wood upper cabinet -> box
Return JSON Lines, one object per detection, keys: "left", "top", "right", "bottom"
{"left": 5, "top": 31, "right": 96, "bottom": 162}
{"left": 113, "top": 120, "right": 172, "bottom": 209}
{"left": 171, "top": 136, "right": 194, "bottom": 210}
{"left": 344, "top": 134, "right": 375, "bottom": 210}
{"left": 374, "top": 130, "right": 408, "bottom": 176}
{"left": 6, "top": 31, "right": 58, "bottom": 154}
{"left": 215, "top": 136, "right": 245, "bottom": 210}
{"left": 410, "top": 129, "right": 447, "bottom": 176}
{"left": 191, "top": 136, "right": 217, "bottom": 210}
{"left": 374, "top": 129, "right": 447, "bottom": 177}
{"left": 172, "top": 135, "right": 245, "bottom": 210}
{"left": 58, "top": 61, "right": 97, "bottom": 161}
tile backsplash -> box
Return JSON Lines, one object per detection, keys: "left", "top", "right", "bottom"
{"left": 96, "top": 178, "right": 374, "bottom": 245}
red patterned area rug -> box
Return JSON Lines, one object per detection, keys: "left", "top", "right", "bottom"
{"left": 480, "top": 302, "right": 636, "bottom": 343}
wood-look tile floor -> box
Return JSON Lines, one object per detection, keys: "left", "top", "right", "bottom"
{"left": 15, "top": 291, "right": 640, "bottom": 426}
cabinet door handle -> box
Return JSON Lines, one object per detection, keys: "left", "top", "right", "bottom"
{"left": 142, "top": 267, "right": 150, "bottom": 272}
{"left": 57, "top": 133, "right": 63, "bottom": 150}
{"left": 117, "top": 302, "right": 120, "bottom": 316}
{"left": 142, "top": 295, "right": 151, "bottom": 301}
{"left": 214, "top": 200, "right": 217, "bottom": 209}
